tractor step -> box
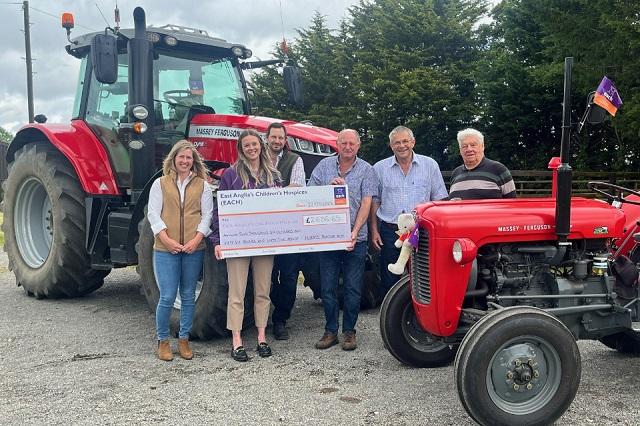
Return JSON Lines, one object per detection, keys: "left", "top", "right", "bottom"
{"left": 632, "top": 322, "right": 640, "bottom": 332}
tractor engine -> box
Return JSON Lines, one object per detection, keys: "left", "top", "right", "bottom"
{"left": 474, "top": 239, "right": 638, "bottom": 310}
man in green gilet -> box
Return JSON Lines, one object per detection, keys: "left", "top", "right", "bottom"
{"left": 267, "top": 122, "right": 306, "bottom": 340}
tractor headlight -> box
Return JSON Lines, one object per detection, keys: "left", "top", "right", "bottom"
{"left": 132, "top": 105, "right": 149, "bottom": 120}
{"left": 231, "top": 46, "right": 244, "bottom": 57}
{"left": 452, "top": 238, "right": 478, "bottom": 265}
{"left": 244, "top": 49, "right": 252, "bottom": 59}
{"left": 164, "top": 36, "right": 178, "bottom": 46}
{"left": 452, "top": 241, "right": 463, "bottom": 263}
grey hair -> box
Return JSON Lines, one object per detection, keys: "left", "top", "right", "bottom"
{"left": 338, "top": 129, "right": 361, "bottom": 144}
{"left": 457, "top": 128, "right": 484, "bottom": 146}
{"left": 389, "top": 125, "right": 414, "bottom": 142}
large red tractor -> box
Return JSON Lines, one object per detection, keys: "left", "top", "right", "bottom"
{"left": 1, "top": 7, "right": 343, "bottom": 338}
{"left": 380, "top": 58, "right": 640, "bottom": 425}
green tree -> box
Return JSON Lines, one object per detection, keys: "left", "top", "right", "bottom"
{"left": 348, "top": 0, "right": 489, "bottom": 167}
{"left": 0, "top": 127, "right": 13, "bottom": 144}
{"left": 480, "top": 0, "right": 640, "bottom": 171}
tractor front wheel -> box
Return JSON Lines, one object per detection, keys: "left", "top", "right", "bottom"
{"left": 379, "top": 276, "right": 456, "bottom": 367}
{"left": 455, "top": 306, "right": 581, "bottom": 426}
{"left": 1, "top": 143, "right": 108, "bottom": 297}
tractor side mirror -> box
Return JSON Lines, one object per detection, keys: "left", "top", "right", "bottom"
{"left": 283, "top": 63, "right": 303, "bottom": 107}
{"left": 91, "top": 33, "right": 118, "bottom": 84}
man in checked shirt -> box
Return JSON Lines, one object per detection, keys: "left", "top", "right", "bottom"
{"left": 370, "top": 126, "right": 448, "bottom": 300}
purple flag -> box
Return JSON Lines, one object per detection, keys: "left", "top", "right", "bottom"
{"left": 593, "top": 76, "right": 623, "bottom": 116}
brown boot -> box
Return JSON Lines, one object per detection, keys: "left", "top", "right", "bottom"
{"left": 157, "top": 340, "right": 173, "bottom": 361}
{"left": 177, "top": 338, "right": 193, "bottom": 360}
{"left": 342, "top": 331, "right": 357, "bottom": 351}
{"left": 315, "top": 332, "right": 338, "bottom": 349}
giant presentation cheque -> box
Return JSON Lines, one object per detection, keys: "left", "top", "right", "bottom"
{"left": 217, "top": 185, "right": 351, "bottom": 259}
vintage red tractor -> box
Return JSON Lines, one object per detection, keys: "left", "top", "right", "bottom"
{"left": 1, "top": 6, "right": 345, "bottom": 338}
{"left": 380, "top": 58, "right": 640, "bottom": 425}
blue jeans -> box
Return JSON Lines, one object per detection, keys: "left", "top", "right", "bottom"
{"left": 378, "top": 222, "right": 403, "bottom": 300}
{"left": 154, "top": 249, "right": 204, "bottom": 340}
{"left": 271, "top": 253, "right": 301, "bottom": 324}
{"left": 318, "top": 242, "right": 367, "bottom": 334}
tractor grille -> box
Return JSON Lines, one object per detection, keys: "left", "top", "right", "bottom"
{"left": 411, "top": 228, "right": 431, "bottom": 304}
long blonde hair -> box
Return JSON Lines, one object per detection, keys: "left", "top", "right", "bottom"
{"left": 235, "top": 129, "right": 281, "bottom": 188}
{"left": 162, "top": 139, "right": 209, "bottom": 179}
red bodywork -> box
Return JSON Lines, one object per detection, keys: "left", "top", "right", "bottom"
{"left": 411, "top": 197, "right": 626, "bottom": 337}
{"left": 188, "top": 114, "right": 338, "bottom": 167}
{"left": 12, "top": 114, "right": 337, "bottom": 195}
{"left": 615, "top": 195, "right": 640, "bottom": 257}
{"left": 11, "top": 121, "right": 120, "bottom": 195}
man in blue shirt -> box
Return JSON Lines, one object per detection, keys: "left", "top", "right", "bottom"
{"left": 309, "top": 129, "right": 377, "bottom": 351}
{"left": 370, "top": 126, "right": 448, "bottom": 300}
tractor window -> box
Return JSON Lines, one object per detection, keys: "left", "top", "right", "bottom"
{"left": 85, "top": 56, "right": 131, "bottom": 184}
{"left": 155, "top": 56, "right": 246, "bottom": 133}
{"left": 72, "top": 58, "right": 88, "bottom": 119}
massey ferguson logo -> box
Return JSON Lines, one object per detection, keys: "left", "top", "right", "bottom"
{"left": 497, "top": 224, "right": 554, "bottom": 232}
{"left": 189, "top": 126, "right": 243, "bottom": 140}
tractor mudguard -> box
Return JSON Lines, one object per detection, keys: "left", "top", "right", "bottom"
{"left": 7, "top": 121, "right": 120, "bottom": 195}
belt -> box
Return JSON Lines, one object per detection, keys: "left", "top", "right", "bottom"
{"left": 380, "top": 220, "right": 398, "bottom": 230}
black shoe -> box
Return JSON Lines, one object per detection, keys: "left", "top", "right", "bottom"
{"left": 256, "top": 342, "right": 272, "bottom": 358}
{"left": 231, "top": 346, "right": 248, "bottom": 362}
{"left": 273, "top": 322, "right": 289, "bottom": 340}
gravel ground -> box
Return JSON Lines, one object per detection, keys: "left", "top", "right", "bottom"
{"left": 1, "top": 252, "right": 639, "bottom": 425}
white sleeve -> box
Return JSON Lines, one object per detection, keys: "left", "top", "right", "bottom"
{"left": 147, "top": 179, "right": 166, "bottom": 235}
{"left": 197, "top": 181, "right": 214, "bottom": 237}
{"left": 289, "top": 157, "right": 306, "bottom": 187}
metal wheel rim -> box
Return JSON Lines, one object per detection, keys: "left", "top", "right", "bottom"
{"left": 153, "top": 258, "right": 204, "bottom": 310}
{"left": 487, "top": 335, "right": 562, "bottom": 415}
{"left": 400, "top": 301, "right": 447, "bottom": 352}
{"left": 14, "top": 177, "right": 52, "bottom": 268}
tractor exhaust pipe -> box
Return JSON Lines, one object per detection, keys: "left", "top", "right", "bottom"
{"left": 555, "top": 57, "right": 573, "bottom": 243}
{"left": 128, "top": 7, "right": 155, "bottom": 203}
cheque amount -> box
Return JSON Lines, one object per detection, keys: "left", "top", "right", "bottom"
{"left": 303, "top": 213, "right": 347, "bottom": 225}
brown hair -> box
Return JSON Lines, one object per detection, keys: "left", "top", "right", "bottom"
{"left": 234, "top": 129, "right": 280, "bottom": 188}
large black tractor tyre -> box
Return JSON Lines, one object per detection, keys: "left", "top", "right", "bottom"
{"left": 1, "top": 143, "right": 109, "bottom": 298}
{"left": 137, "top": 217, "right": 254, "bottom": 339}
{"left": 454, "top": 306, "right": 581, "bottom": 426}
{"left": 300, "top": 250, "right": 380, "bottom": 309}
{"left": 599, "top": 330, "right": 640, "bottom": 354}
{"left": 379, "top": 276, "right": 456, "bottom": 367}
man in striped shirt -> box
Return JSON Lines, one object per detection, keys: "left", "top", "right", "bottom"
{"left": 448, "top": 128, "right": 516, "bottom": 200}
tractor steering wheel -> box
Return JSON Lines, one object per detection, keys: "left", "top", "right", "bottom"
{"left": 163, "top": 90, "right": 193, "bottom": 105}
{"left": 587, "top": 181, "right": 640, "bottom": 206}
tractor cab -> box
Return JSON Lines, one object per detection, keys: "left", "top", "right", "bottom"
{"left": 66, "top": 24, "right": 257, "bottom": 187}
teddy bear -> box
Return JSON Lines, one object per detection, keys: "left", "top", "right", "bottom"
{"left": 387, "top": 213, "right": 419, "bottom": 275}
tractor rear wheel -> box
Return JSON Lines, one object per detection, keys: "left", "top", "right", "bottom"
{"left": 379, "top": 276, "right": 456, "bottom": 367}
{"left": 137, "top": 217, "right": 254, "bottom": 339}
{"left": 1, "top": 143, "right": 108, "bottom": 297}
{"left": 455, "top": 306, "right": 581, "bottom": 426}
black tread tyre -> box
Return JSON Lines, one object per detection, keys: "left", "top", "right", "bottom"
{"left": 1, "top": 143, "right": 108, "bottom": 297}
{"left": 454, "top": 307, "right": 581, "bottom": 426}
{"left": 379, "top": 276, "right": 456, "bottom": 367}
{"left": 137, "top": 217, "right": 254, "bottom": 339}
{"left": 599, "top": 331, "right": 640, "bottom": 354}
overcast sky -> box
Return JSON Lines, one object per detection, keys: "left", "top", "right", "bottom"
{"left": 0, "top": 0, "right": 359, "bottom": 133}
